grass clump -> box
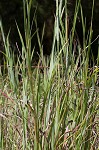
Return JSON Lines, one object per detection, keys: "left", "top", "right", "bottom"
{"left": 0, "top": 0, "right": 99, "bottom": 149}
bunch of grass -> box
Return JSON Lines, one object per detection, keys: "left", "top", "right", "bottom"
{"left": 0, "top": 0, "right": 98, "bottom": 149}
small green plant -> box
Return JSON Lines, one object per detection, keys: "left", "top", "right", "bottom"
{"left": 0, "top": 0, "right": 98, "bottom": 149}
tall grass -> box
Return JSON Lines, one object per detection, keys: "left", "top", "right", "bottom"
{"left": 0, "top": 0, "right": 99, "bottom": 149}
